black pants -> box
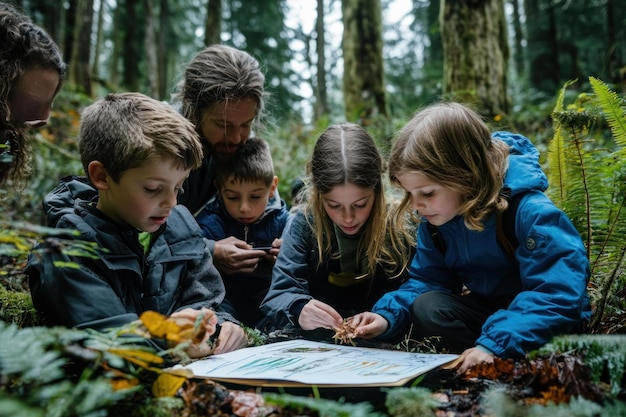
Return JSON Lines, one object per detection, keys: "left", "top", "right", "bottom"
{"left": 409, "top": 290, "right": 509, "bottom": 353}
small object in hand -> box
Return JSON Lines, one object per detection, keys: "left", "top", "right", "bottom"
{"left": 332, "top": 318, "right": 358, "bottom": 345}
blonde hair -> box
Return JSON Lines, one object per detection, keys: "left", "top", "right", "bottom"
{"left": 78, "top": 93, "right": 203, "bottom": 182}
{"left": 389, "top": 102, "right": 510, "bottom": 231}
{"left": 305, "top": 123, "right": 413, "bottom": 278}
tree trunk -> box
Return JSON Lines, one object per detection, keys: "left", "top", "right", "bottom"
{"left": 157, "top": 0, "right": 169, "bottom": 99}
{"left": 109, "top": 2, "right": 122, "bottom": 86}
{"left": 314, "top": 0, "right": 329, "bottom": 119}
{"left": 121, "top": 0, "right": 141, "bottom": 91}
{"left": 342, "top": 0, "right": 388, "bottom": 123}
{"left": 205, "top": 0, "right": 222, "bottom": 46}
{"left": 91, "top": 0, "right": 105, "bottom": 83}
{"left": 510, "top": 0, "right": 524, "bottom": 78}
{"left": 63, "top": 0, "right": 77, "bottom": 68}
{"left": 70, "top": 0, "right": 94, "bottom": 96}
{"left": 440, "top": 0, "right": 509, "bottom": 117}
{"left": 143, "top": 0, "right": 158, "bottom": 98}
{"left": 605, "top": 0, "right": 618, "bottom": 82}
{"left": 524, "top": 0, "right": 559, "bottom": 93}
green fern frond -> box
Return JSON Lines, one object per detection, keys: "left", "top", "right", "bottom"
{"left": 547, "top": 80, "right": 580, "bottom": 206}
{"left": 546, "top": 79, "right": 626, "bottom": 332}
{"left": 589, "top": 76, "right": 626, "bottom": 149}
{"left": 546, "top": 123, "right": 567, "bottom": 206}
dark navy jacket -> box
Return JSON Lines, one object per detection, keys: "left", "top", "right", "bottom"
{"left": 27, "top": 201, "right": 237, "bottom": 332}
{"left": 196, "top": 193, "right": 291, "bottom": 329}
{"left": 260, "top": 211, "right": 411, "bottom": 331}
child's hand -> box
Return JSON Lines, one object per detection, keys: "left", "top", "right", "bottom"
{"left": 213, "top": 322, "right": 248, "bottom": 354}
{"left": 455, "top": 347, "right": 495, "bottom": 374}
{"left": 169, "top": 307, "right": 218, "bottom": 359}
{"left": 298, "top": 299, "right": 343, "bottom": 331}
{"left": 349, "top": 312, "right": 388, "bottom": 339}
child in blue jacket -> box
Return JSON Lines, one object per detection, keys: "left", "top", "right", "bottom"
{"left": 351, "top": 102, "right": 590, "bottom": 373}
{"left": 196, "top": 137, "right": 291, "bottom": 329}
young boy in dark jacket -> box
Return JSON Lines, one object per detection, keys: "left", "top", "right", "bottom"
{"left": 27, "top": 93, "right": 247, "bottom": 357}
{"left": 196, "top": 137, "right": 291, "bottom": 329}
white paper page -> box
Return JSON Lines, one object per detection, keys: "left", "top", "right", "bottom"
{"left": 179, "top": 339, "right": 459, "bottom": 386}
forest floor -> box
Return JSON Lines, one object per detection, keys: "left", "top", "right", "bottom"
{"left": 2, "top": 255, "right": 626, "bottom": 416}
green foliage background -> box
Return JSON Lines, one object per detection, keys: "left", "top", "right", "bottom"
{"left": 1, "top": 77, "right": 626, "bottom": 416}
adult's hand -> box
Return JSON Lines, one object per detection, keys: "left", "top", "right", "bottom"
{"left": 298, "top": 299, "right": 343, "bottom": 331}
{"left": 213, "top": 236, "right": 266, "bottom": 274}
{"left": 262, "top": 237, "right": 282, "bottom": 263}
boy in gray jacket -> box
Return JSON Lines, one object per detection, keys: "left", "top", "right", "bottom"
{"left": 27, "top": 93, "right": 247, "bottom": 357}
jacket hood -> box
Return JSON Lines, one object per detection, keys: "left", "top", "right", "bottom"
{"left": 492, "top": 131, "right": 548, "bottom": 197}
{"left": 44, "top": 176, "right": 98, "bottom": 227}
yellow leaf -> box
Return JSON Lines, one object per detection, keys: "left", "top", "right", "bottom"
{"left": 152, "top": 372, "right": 188, "bottom": 398}
{"left": 139, "top": 310, "right": 196, "bottom": 344}
{"left": 111, "top": 377, "right": 140, "bottom": 391}
{"left": 0, "top": 236, "right": 30, "bottom": 251}
{"left": 108, "top": 347, "right": 164, "bottom": 367}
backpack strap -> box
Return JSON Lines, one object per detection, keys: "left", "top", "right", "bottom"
{"left": 427, "top": 222, "right": 446, "bottom": 254}
{"left": 496, "top": 191, "right": 523, "bottom": 261}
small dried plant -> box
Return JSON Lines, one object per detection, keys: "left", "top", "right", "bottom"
{"left": 332, "top": 318, "right": 358, "bottom": 346}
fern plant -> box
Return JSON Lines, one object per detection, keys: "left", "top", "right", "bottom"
{"left": 546, "top": 77, "right": 626, "bottom": 332}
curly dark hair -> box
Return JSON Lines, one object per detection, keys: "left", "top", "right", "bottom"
{"left": 0, "top": 2, "right": 66, "bottom": 188}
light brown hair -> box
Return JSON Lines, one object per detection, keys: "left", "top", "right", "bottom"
{"left": 389, "top": 102, "right": 510, "bottom": 231}
{"left": 79, "top": 93, "right": 203, "bottom": 182}
{"left": 305, "top": 123, "right": 413, "bottom": 278}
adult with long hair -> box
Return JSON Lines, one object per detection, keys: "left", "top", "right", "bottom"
{"left": 0, "top": 2, "right": 66, "bottom": 188}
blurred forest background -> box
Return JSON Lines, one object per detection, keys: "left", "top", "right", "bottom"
{"left": 2, "top": 0, "right": 625, "bottom": 222}
{"left": 2, "top": 2, "right": 626, "bottom": 414}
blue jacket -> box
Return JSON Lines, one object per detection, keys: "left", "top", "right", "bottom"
{"left": 195, "top": 193, "right": 291, "bottom": 328}
{"left": 261, "top": 211, "right": 411, "bottom": 330}
{"left": 27, "top": 200, "right": 237, "bottom": 333}
{"left": 372, "top": 131, "right": 591, "bottom": 359}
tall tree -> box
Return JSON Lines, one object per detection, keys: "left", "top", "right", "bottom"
{"left": 70, "top": 0, "right": 94, "bottom": 95}
{"left": 63, "top": 0, "right": 77, "bottom": 69}
{"left": 157, "top": 0, "right": 169, "bottom": 99}
{"left": 120, "top": 0, "right": 144, "bottom": 91}
{"left": 204, "top": 0, "right": 222, "bottom": 46}
{"left": 342, "top": 0, "right": 388, "bottom": 123}
{"left": 91, "top": 0, "right": 106, "bottom": 85}
{"left": 314, "top": 0, "right": 329, "bottom": 119}
{"left": 108, "top": 2, "right": 122, "bottom": 87}
{"left": 143, "top": 0, "right": 158, "bottom": 98}
{"left": 440, "top": 0, "right": 509, "bottom": 117}
{"left": 509, "top": 0, "right": 525, "bottom": 79}
{"left": 524, "top": 0, "right": 559, "bottom": 93}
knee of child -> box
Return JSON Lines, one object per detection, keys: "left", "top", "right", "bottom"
{"left": 410, "top": 291, "right": 449, "bottom": 323}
